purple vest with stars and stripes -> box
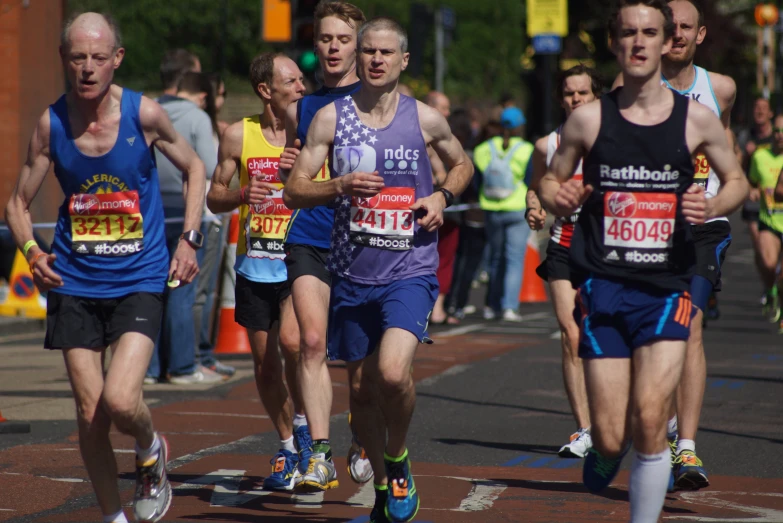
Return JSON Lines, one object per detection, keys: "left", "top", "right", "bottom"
{"left": 327, "top": 94, "right": 438, "bottom": 285}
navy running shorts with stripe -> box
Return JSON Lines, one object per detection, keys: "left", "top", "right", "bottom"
{"left": 327, "top": 274, "right": 438, "bottom": 362}
{"left": 575, "top": 277, "right": 693, "bottom": 359}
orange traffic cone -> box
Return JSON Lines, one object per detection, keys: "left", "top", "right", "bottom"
{"left": 0, "top": 410, "right": 30, "bottom": 434}
{"left": 0, "top": 249, "right": 47, "bottom": 319}
{"left": 213, "top": 211, "right": 251, "bottom": 355}
{"left": 519, "top": 230, "right": 548, "bottom": 303}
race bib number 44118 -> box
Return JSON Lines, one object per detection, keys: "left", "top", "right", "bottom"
{"left": 603, "top": 192, "right": 676, "bottom": 265}
{"left": 69, "top": 191, "right": 144, "bottom": 256}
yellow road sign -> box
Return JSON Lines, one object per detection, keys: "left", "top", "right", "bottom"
{"left": 527, "top": 0, "right": 568, "bottom": 37}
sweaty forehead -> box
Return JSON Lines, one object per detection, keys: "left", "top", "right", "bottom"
{"left": 563, "top": 74, "right": 592, "bottom": 91}
{"left": 67, "top": 17, "right": 116, "bottom": 50}
{"left": 361, "top": 30, "right": 400, "bottom": 49}
{"left": 619, "top": 5, "right": 664, "bottom": 28}
{"left": 669, "top": 0, "right": 698, "bottom": 24}
{"left": 318, "top": 15, "right": 356, "bottom": 36}
{"left": 274, "top": 57, "right": 300, "bottom": 80}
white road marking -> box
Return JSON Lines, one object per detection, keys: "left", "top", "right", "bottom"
{"left": 669, "top": 491, "right": 783, "bottom": 522}
{"left": 418, "top": 364, "right": 471, "bottom": 387}
{"left": 172, "top": 412, "right": 269, "bottom": 419}
{"left": 418, "top": 475, "right": 507, "bottom": 512}
{"left": 435, "top": 323, "right": 488, "bottom": 338}
{"left": 175, "top": 468, "right": 271, "bottom": 507}
{"left": 292, "top": 490, "right": 325, "bottom": 508}
{"left": 550, "top": 331, "right": 561, "bottom": 339}
{"left": 346, "top": 481, "right": 375, "bottom": 508}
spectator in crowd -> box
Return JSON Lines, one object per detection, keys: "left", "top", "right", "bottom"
{"left": 445, "top": 109, "right": 484, "bottom": 323}
{"left": 474, "top": 107, "right": 534, "bottom": 322}
{"left": 148, "top": 55, "right": 223, "bottom": 385}
{"left": 210, "top": 73, "right": 231, "bottom": 137}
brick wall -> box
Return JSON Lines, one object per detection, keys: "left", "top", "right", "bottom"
{"left": 0, "top": 1, "right": 64, "bottom": 229}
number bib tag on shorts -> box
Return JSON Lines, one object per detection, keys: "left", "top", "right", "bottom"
{"left": 69, "top": 191, "right": 143, "bottom": 256}
{"left": 603, "top": 192, "right": 676, "bottom": 266}
{"left": 763, "top": 188, "right": 783, "bottom": 215}
{"left": 350, "top": 187, "right": 415, "bottom": 251}
{"left": 245, "top": 185, "right": 292, "bottom": 259}
{"left": 693, "top": 154, "right": 710, "bottom": 188}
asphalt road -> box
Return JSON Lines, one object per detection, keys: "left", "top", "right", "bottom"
{"left": 0, "top": 216, "right": 781, "bottom": 522}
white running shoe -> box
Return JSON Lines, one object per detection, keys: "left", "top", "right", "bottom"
{"left": 133, "top": 434, "right": 172, "bottom": 522}
{"left": 483, "top": 307, "right": 497, "bottom": 320}
{"left": 347, "top": 443, "right": 374, "bottom": 484}
{"left": 502, "top": 309, "right": 524, "bottom": 322}
{"left": 558, "top": 429, "right": 592, "bottom": 458}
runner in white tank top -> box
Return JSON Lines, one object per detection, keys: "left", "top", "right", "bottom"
{"left": 525, "top": 65, "right": 602, "bottom": 461}
{"left": 660, "top": 0, "right": 737, "bottom": 493}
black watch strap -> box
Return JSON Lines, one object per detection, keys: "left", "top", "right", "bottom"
{"left": 438, "top": 188, "right": 455, "bottom": 208}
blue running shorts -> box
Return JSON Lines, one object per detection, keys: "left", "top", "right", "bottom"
{"left": 576, "top": 277, "right": 693, "bottom": 359}
{"left": 327, "top": 274, "right": 438, "bottom": 362}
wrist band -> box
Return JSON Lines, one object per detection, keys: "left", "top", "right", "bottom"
{"left": 23, "top": 240, "right": 37, "bottom": 258}
{"left": 29, "top": 252, "right": 47, "bottom": 274}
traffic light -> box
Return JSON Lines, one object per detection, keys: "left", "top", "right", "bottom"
{"left": 294, "top": 0, "right": 318, "bottom": 75}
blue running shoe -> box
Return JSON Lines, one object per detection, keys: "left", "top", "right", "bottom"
{"left": 293, "top": 423, "right": 313, "bottom": 476}
{"left": 667, "top": 436, "right": 678, "bottom": 493}
{"left": 583, "top": 448, "right": 624, "bottom": 493}
{"left": 384, "top": 450, "right": 419, "bottom": 523}
{"left": 262, "top": 449, "right": 300, "bottom": 491}
{"left": 674, "top": 450, "right": 709, "bottom": 490}
{"left": 371, "top": 484, "right": 391, "bottom": 523}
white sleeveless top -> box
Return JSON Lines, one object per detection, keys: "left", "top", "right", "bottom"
{"left": 547, "top": 125, "right": 583, "bottom": 247}
{"left": 662, "top": 65, "right": 727, "bottom": 223}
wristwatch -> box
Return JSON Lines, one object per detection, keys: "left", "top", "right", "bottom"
{"left": 437, "top": 187, "right": 455, "bottom": 208}
{"left": 180, "top": 229, "right": 204, "bottom": 249}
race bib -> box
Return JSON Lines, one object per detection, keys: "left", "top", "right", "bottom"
{"left": 763, "top": 188, "right": 783, "bottom": 214}
{"left": 69, "top": 191, "right": 143, "bottom": 256}
{"left": 603, "top": 192, "right": 676, "bottom": 265}
{"left": 245, "top": 185, "right": 292, "bottom": 259}
{"left": 350, "top": 187, "right": 415, "bottom": 251}
{"left": 694, "top": 154, "right": 710, "bottom": 188}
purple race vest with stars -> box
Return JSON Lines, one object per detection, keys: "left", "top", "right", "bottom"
{"left": 327, "top": 94, "right": 438, "bottom": 285}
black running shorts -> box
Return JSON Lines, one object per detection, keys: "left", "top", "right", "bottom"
{"left": 692, "top": 221, "right": 732, "bottom": 291}
{"left": 284, "top": 243, "right": 331, "bottom": 286}
{"left": 536, "top": 241, "right": 572, "bottom": 282}
{"left": 44, "top": 291, "right": 163, "bottom": 349}
{"left": 234, "top": 274, "right": 291, "bottom": 332}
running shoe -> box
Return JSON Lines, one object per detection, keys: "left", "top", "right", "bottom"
{"left": 263, "top": 449, "right": 300, "bottom": 491}
{"left": 674, "top": 450, "right": 710, "bottom": 490}
{"left": 583, "top": 448, "right": 624, "bottom": 493}
{"left": 299, "top": 452, "right": 339, "bottom": 491}
{"left": 293, "top": 423, "right": 313, "bottom": 476}
{"left": 706, "top": 292, "right": 720, "bottom": 321}
{"left": 133, "top": 434, "right": 172, "bottom": 523}
{"left": 205, "top": 360, "right": 236, "bottom": 377}
{"left": 667, "top": 435, "right": 678, "bottom": 493}
{"left": 384, "top": 450, "right": 419, "bottom": 523}
{"left": 502, "top": 309, "right": 525, "bottom": 322}
{"left": 482, "top": 307, "right": 497, "bottom": 320}
{"left": 371, "top": 485, "right": 391, "bottom": 523}
{"left": 558, "top": 428, "right": 592, "bottom": 458}
{"left": 763, "top": 288, "right": 780, "bottom": 323}
{"left": 347, "top": 413, "right": 374, "bottom": 484}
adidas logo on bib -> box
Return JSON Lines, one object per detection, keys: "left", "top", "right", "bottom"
{"left": 606, "top": 250, "right": 620, "bottom": 261}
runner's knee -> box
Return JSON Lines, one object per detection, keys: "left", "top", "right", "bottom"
{"left": 299, "top": 328, "right": 326, "bottom": 360}
{"left": 378, "top": 366, "right": 413, "bottom": 396}
{"left": 101, "top": 389, "right": 140, "bottom": 427}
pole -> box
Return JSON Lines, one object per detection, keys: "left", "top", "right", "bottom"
{"left": 543, "top": 54, "right": 554, "bottom": 134}
{"left": 435, "top": 8, "right": 445, "bottom": 92}
{"left": 217, "top": 0, "right": 228, "bottom": 73}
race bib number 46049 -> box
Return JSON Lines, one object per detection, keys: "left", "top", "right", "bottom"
{"left": 69, "top": 191, "right": 144, "bottom": 256}
{"left": 350, "top": 187, "right": 415, "bottom": 251}
{"left": 603, "top": 192, "right": 676, "bottom": 265}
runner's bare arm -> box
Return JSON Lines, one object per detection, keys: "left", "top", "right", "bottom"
{"left": 141, "top": 97, "right": 204, "bottom": 284}
{"left": 4, "top": 110, "right": 63, "bottom": 290}
{"left": 142, "top": 97, "right": 205, "bottom": 234}
{"left": 540, "top": 103, "right": 596, "bottom": 216}
{"left": 278, "top": 102, "right": 300, "bottom": 184}
{"left": 284, "top": 105, "right": 385, "bottom": 208}
{"left": 688, "top": 102, "right": 748, "bottom": 219}
{"left": 206, "top": 121, "right": 244, "bottom": 214}
{"left": 525, "top": 137, "right": 549, "bottom": 230}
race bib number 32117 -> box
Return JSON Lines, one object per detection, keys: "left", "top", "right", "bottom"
{"left": 69, "top": 191, "right": 144, "bottom": 256}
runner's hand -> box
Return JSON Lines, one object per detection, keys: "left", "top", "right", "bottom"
{"left": 244, "top": 177, "right": 277, "bottom": 206}
{"left": 554, "top": 179, "right": 592, "bottom": 217}
{"left": 749, "top": 187, "right": 760, "bottom": 203}
{"left": 527, "top": 208, "right": 547, "bottom": 231}
{"left": 682, "top": 183, "right": 707, "bottom": 224}
{"left": 410, "top": 193, "right": 445, "bottom": 232}
{"left": 30, "top": 253, "right": 63, "bottom": 292}
{"left": 279, "top": 139, "right": 301, "bottom": 171}
{"left": 169, "top": 241, "right": 199, "bottom": 285}
{"left": 338, "top": 171, "right": 385, "bottom": 198}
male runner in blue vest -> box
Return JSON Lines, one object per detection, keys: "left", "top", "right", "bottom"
{"left": 5, "top": 12, "right": 205, "bottom": 523}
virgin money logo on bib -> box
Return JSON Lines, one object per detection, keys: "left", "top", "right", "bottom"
{"left": 607, "top": 192, "right": 637, "bottom": 218}
{"left": 71, "top": 194, "right": 101, "bottom": 216}
{"left": 251, "top": 200, "right": 276, "bottom": 215}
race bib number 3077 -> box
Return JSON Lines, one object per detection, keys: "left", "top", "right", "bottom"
{"left": 603, "top": 192, "right": 676, "bottom": 265}
{"left": 69, "top": 191, "right": 144, "bottom": 256}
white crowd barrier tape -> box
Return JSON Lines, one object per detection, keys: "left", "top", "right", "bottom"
{"left": 0, "top": 203, "right": 482, "bottom": 231}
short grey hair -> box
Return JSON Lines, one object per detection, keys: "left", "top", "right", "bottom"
{"left": 358, "top": 16, "right": 408, "bottom": 54}
{"left": 61, "top": 12, "right": 123, "bottom": 51}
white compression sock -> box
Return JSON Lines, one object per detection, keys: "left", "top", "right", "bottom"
{"left": 676, "top": 438, "right": 695, "bottom": 454}
{"left": 281, "top": 436, "right": 296, "bottom": 453}
{"left": 103, "top": 509, "right": 129, "bottom": 523}
{"left": 666, "top": 415, "right": 678, "bottom": 439}
{"left": 629, "top": 448, "right": 671, "bottom": 523}
{"left": 293, "top": 413, "right": 307, "bottom": 429}
{"left": 135, "top": 433, "right": 161, "bottom": 463}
